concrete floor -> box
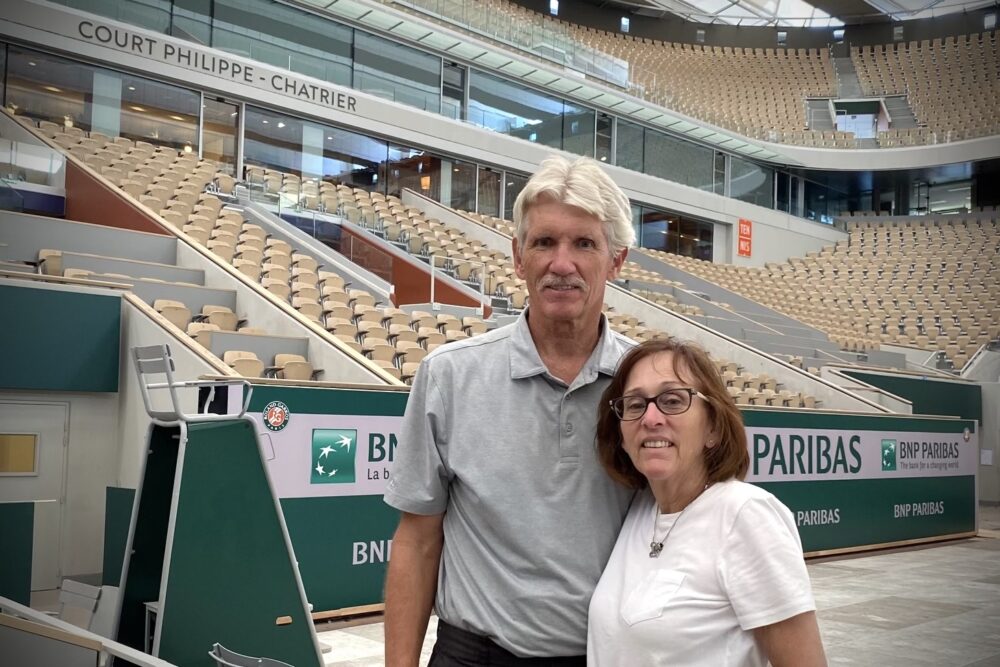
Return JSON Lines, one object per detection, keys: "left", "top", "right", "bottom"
{"left": 30, "top": 506, "right": 1000, "bottom": 665}
{"left": 315, "top": 504, "right": 1000, "bottom": 666}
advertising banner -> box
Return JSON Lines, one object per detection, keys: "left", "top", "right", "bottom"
{"left": 226, "top": 385, "right": 978, "bottom": 611}
{"left": 737, "top": 218, "right": 752, "bottom": 257}
{"left": 238, "top": 384, "right": 406, "bottom": 613}
{"left": 744, "top": 411, "right": 978, "bottom": 553}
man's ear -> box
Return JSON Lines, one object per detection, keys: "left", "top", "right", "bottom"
{"left": 607, "top": 247, "right": 628, "bottom": 281}
{"left": 512, "top": 236, "right": 525, "bottom": 280}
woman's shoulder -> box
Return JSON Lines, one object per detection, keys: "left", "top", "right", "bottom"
{"left": 711, "top": 480, "right": 791, "bottom": 518}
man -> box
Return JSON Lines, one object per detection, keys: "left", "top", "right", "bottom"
{"left": 384, "top": 155, "right": 637, "bottom": 666}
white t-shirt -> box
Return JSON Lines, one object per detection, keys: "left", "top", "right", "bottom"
{"left": 588, "top": 480, "right": 815, "bottom": 667}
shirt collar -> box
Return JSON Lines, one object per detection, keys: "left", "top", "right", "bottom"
{"left": 510, "top": 308, "right": 620, "bottom": 384}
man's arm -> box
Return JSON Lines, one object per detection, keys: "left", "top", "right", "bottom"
{"left": 384, "top": 511, "right": 445, "bottom": 667}
{"left": 753, "top": 610, "right": 827, "bottom": 667}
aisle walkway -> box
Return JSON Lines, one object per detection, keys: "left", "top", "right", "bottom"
{"left": 317, "top": 505, "right": 1000, "bottom": 666}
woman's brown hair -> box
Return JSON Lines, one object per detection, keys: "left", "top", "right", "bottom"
{"left": 596, "top": 338, "right": 749, "bottom": 489}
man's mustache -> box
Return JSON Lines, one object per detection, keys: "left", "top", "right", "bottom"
{"left": 539, "top": 275, "right": 587, "bottom": 289}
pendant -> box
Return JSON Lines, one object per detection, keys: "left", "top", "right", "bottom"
{"left": 649, "top": 541, "right": 663, "bottom": 558}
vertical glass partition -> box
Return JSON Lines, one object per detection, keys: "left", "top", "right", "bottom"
{"left": 202, "top": 97, "right": 239, "bottom": 175}
{"left": 354, "top": 32, "right": 441, "bottom": 112}
{"left": 213, "top": 0, "right": 352, "bottom": 86}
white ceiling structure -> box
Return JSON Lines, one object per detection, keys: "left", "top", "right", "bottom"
{"left": 607, "top": 0, "right": 997, "bottom": 25}
{"left": 639, "top": 0, "right": 845, "bottom": 27}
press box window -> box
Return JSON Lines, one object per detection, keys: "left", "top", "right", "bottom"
{"left": 777, "top": 31, "right": 787, "bottom": 46}
{"left": 833, "top": 29, "right": 845, "bottom": 42}
{"left": 620, "top": 17, "right": 630, "bottom": 33}
{"left": 696, "top": 29, "right": 706, "bottom": 43}
{"left": 893, "top": 25, "right": 904, "bottom": 41}
{"left": 549, "top": 0, "right": 558, "bottom": 16}
{"left": 986, "top": 13, "right": 997, "bottom": 30}
{"left": 0, "top": 434, "right": 38, "bottom": 475}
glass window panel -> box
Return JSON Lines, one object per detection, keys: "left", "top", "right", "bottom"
{"left": 714, "top": 151, "right": 726, "bottom": 195}
{"left": 243, "top": 105, "right": 302, "bottom": 176}
{"left": 639, "top": 208, "right": 676, "bottom": 253}
{"left": 202, "top": 97, "right": 239, "bottom": 175}
{"left": 121, "top": 0, "right": 172, "bottom": 32}
{"left": 387, "top": 144, "right": 441, "bottom": 200}
{"left": 468, "top": 70, "right": 563, "bottom": 149}
{"left": 644, "top": 127, "right": 714, "bottom": 190}
{"left": 776, "top": 171, "right": 790, "bottom": 213}
{"left": 0, "top": 434, "right": 37, "bottom": 474}
{"left": 0, "top": 44, "right": 6, "bottom": 102}
{"left": 615, "top": 119, "right": 644, "bottom": 173}
{"left": 679, "top": 218, "right": 701, "bottom": 257}
{"left": 695, "top": 220, "right": 714, "bottom": 260}
{"left": 120, "top": 73, "right": 199, "bottom": 151}
{"left": 442, "top": 61, "right": 465, "bottom": 121}
{"left": 51, "top": 0, "right": 171, "bottom": 32}
{"left": 6, "top": 47, "right": 94, "bottom": 130}
{"left": 477, "top": 167, "right": 501, "bottom": 217}
{"left": 443, "top": 158, "right": 477, "bottom": 211}
{"left": 730, "top": 155, "right": 774, "bottom": 208}
{"left": 354, "top": 32, "right": 440, "bottom": 113}
{"left": 212, "top": 0, "right": 352, "bottom": 86}
{"left": 595, "top": 113, "right": 612, "bottom": 164}
{"left": 323, "top": 126, "right": 386, "bottom": 192}
{"left": 173, "top": 0, "right": 212, "bottom": 45}
{"left": 630, "top": 204, "right": 642, "bottom": 246}
{"left": 562, "top": 102, "right": 595, "bottom": 157}
{"left": 503, "top": 171, "right": 528, "bottom": 221}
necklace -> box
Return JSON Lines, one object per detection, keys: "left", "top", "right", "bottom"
{"left": 649, "top": 483, "right": 710, "bottom": 558}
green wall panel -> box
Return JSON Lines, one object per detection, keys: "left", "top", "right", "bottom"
{"left": 842, "top": 370, "right": 982, "bottom": 422}
{"left": 157, "top": 420, "right": 320, "bottom": 667}
{"left": 281, "top": 496, "right": 398, "bottom": 610}
{"left": 757, "top": 476, "right": 976, "bottom": 552}
{"left": 0, "top": 284, "right": 120, "bottom": 392}
{"left": 103, "top": 487, "right": 136, "bottom": 586}
{"left": 0, "top": 502, "right": 34, "bottom": 605}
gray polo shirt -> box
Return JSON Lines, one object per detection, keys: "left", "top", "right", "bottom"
{"left": 384, "top": 310, "right": 635, "bottom": 657}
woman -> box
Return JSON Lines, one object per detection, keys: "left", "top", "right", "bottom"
{"left": 588, "top": 338, "right": 826, "bottom": 666}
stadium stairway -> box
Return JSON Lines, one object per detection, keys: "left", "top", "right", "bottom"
{"left": 883, "top": 96, "right": 919, "bottom": 129}
{"left": 402, "top": 190, "right": 890, "bottom": 413}
{"left": 832, "top": 56, "right": 864, "bottom": 99}
{"left": 2, "top": 211, "right": 396, "bottom": 385}
{"left": 806, "top": 99, "right": 835, "bottom": 131}
{"left": 628, "top": 248, "right": 909, "bottom": 371}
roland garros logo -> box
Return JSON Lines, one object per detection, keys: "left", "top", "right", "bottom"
{"left": 263, "top": 401, "right": 290, "bottom": 432}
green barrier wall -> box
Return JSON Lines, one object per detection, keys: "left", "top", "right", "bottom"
{"left": 0, "top": 502, "right": 34, "bottom": 605}
{"left": 842, "top": 369, "right": 982, "bottom": 422}
{"left": 0, "top": 284, "right": 120, "bottom": 392}
{"left": 744, "top": 409, "right": 977, "bottom": 553}
{"left": 103, "top": 487, "right": 136, "bottom": 587}
{"left": 242, "top": 384, "right": 408, "bottom": 613}
{"left": 228, "top": 385, "right": 978, "bottom": 612}
{"left": 156, "top": 420, "right": 320, "bottom": 667}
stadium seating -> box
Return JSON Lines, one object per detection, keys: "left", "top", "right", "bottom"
{"left": 17, "top": 118, "right": 497, "bottom": 384}
{"left": 852, "top": 33, "right": 1000, "bottom": 143}
{"left": 391, "top": 0, "right": 998, "bottom": 148}
{"left": 640, "top": 215, "right": 1000, "bottom": 371}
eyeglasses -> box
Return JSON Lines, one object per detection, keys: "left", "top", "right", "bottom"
{"left": 609, "top": 388, "right": 707, "bottom": 421}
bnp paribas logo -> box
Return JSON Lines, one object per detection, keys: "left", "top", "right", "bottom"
{"left": 311, "top": 429, "right": 357, "bottom": 484}
{"left": 881, "top": 439, "right": 897, "bottom": 471}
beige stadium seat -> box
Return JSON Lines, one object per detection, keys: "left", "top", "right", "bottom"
{"left": 223, "top": 350, "right": 265, "bottom": 378}
{"left": 270, "top": 353, "right": 316, "bottom": 381}
{"left": 186, "top": 322, "right": 220, "bottom": 347}
{"left": 152, "top": 299, "right": 191, "bottom": 330}
{"left": 195, "top": 305, "right": 239, "bottom": 331}
{"left": 37, "top": 249, "right": 63, "bottom": 275}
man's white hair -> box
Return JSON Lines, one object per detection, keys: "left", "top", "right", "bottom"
{"left": 512, "top": 155, "right": 635, "bottom": 254}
